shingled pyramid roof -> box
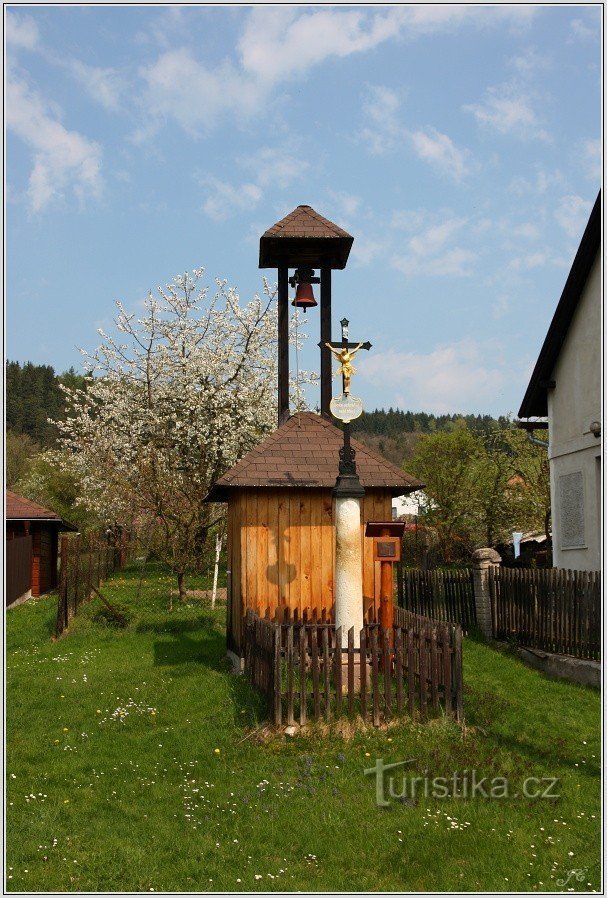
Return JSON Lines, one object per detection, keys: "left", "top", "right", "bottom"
{"left": 259, "top": 205, "right": 353, "bottom": 269}
{"left": 207, "top": 412, "right": 424, "bottom": 502}
{"left": 262, "top": 205, "right": 352, "bottom": 240}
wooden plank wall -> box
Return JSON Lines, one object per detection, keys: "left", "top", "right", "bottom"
{"left": 228, "top": 488, "right": 392, "bottom": 651}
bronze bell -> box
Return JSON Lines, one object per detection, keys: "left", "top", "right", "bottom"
{"left": 291, "top": 280, "right": 317, "bottom": 312}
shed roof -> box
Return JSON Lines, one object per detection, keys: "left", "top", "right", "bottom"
{"left": 259, "top": 205, "right": 353, "bottom": 269}
{"left": 519, "top": 191, "right": 601, "bottom": 418}
{"left": 6, "top": 490, "right": 66, "bottom": 523}
{"left": 206, "top": 412, "right": 424, "bottom": 501}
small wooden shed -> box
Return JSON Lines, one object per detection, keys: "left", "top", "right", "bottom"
{"left": 207, "top": 412, "right": 423, "bottom": 654}
{"left": 6, "top": 490, "right": 75, "bottom": 604}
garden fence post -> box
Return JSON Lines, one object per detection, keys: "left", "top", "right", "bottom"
{"left": 471, "top": 548, "right": 501, "bottom": 640}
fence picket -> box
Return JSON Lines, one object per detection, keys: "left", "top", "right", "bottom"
{"left": 347, "top": 628, "right": 355, "bottom": 716}
{"left": 383, "top": 628, "right": 392, "bottom": 719}
{"left": 360, "top": 628, "right": 367, "bottom": 722}
{"left": 419, "top": 623, "right": 428, "bottom": 719}
{"left": 371, "top": 627, "right": 380, "bottom": 727}
{"left": 395, "top": 626, "right": 403, "bottom": 713}
{"left": 286, "top": 625, "right": 294, "bottom": 726}
{"left": 442, "top": 625, "right": 452, "bottom": 717}
{"left": 322, "top": 626, "right": 331, "bottom": 720}
{"left": 430, "top": 626, "right": 439, "bottom": 710}
{"left": 334, "top": 627, "right": 342, "bottom": 716}
{"left": 299, "top": 625, "right": 307, "bottom": 726}
{"left": 311, "top": 627, "right": 320, "bottom": 721}
{"left": 407, "top": 627, "right": 416, "bottom": 716}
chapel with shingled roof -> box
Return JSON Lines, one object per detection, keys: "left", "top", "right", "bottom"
{"left": 207, "top": 205, "right": 423, "bottom": 655}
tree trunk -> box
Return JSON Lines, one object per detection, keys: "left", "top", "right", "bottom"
{"left": 211, "top": 533, "right": 222, "bottom": 609}
{"left": 177, "top": 572, "right": 187, "bottom": 602}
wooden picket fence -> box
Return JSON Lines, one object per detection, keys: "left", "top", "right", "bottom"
{"left": 490, "top": 567, "right": 601, "bottom": 660}
{"left": 55, "top": 530, "right": 130, "bottom": 636}
{"left": 398, "top": 567, "right": 476, "bottom": 632}
{"left": 243, "top": 607, "right": 463, "bottom": 727}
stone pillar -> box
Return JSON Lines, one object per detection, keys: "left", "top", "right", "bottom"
{"left": 472, "top": 548, "right": 501, "bottom": 640}
{"left": 334, "top": 496, "right": 364, "bottom": 648}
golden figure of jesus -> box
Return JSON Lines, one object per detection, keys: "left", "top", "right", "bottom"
{"left": 325, "top": 342, "right": 364, "bottom": 395}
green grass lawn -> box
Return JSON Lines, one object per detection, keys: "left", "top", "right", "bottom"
{"left": 6, "top": 562, "right": 601, "bottom": 892}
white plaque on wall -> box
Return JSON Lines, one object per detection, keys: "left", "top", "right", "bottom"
{"left": 559, "top": 471, "right": 585, "bottom": 549}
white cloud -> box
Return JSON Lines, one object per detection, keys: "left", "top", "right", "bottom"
{"left": 360, "top": 86, "right": 470, "bottom": 181}
{"left": 578, "top": 138, "right": 601, "bottom": 182}
{"left": 362, "top": 339, "right": 506, "bottom": 414}
{"left": 198, "top": 144, "right": 308, "bottom": 221}
{"left": 508, "top": 47, "right": 549, "bottom": 77}
{"left": 391, "top": 208, "right": 429, "bottom": 232}
{"left": 509, "top": 167, "right": 564, "bottom": 195}
{"left": 6, "top": 76, "right": 103, "bottom": 212}
{"left": 555, "top": 195, "right": 593, "bottom": 240}
{"left": 410, "top": 127, "right": 469, "bottom": 182}
{"left": 351, "top": 236, "right": 383, "bottom": 267}
{"left": 137, "top": 6, "right": 537, "bottom": 139}
{"left": 238, "top": 146, "right": 308, "bottom": 189}
{"left": 511, "top": 222, "right": 540, "bottom": 240}
{"left": 492, "top": 295, "right": 511, "bottom": 319}
{"left": 391, "top": 218, "right": 477, "bottom": 277}
{"left": 508, "top": 252, "right": 548, "bottom": 272}
{"left": 138, "top": 48, "right": 262, "bottom": 138}
{"left": 407, "top": 217, "right": 466, "bottom": 257}
{"left": 5, "top": 12, "right": 39, "bottom": 50}
{"left": 328, "top": 190, "right": 362, "bottom": 220}
{"left": 569, "top": 18, "right": 599, "bottom": 42}
{"left": 198, "top": 175, "right": 262, "bottom": 221}
{"left": 392, "top": 217, "right": 476, "bottom": 277}
{"left": 63, "top": 60, "right": 125, "bottom": 112}
{"left": 238, "top": 7, "right": 409, "bottom": 85}
{"left": 360, "top": 85, "right": 404, "bottom": 154}
{"left": 464, "top": 84, "right": 550, "bottom": 142}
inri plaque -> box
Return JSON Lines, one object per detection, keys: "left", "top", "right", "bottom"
{"left": 329, "top": 394, "right": 363, "bottom": 423}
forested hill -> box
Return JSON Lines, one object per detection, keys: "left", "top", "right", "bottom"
{"left": 351, "top": 409, "right": 504, "bottom": 467}
{"left": 5, "top": 361, "right": 86, "bottom": 447}
{"left": 351, "top": 408, "right": 503, "bottom": 437}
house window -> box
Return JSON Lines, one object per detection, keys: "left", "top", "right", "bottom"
{"left": 559, "top": 471, "right": 586, "bottom": 549}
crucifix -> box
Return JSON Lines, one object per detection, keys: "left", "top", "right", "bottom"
{"left": 320, "top": 318, "right": 371, "bottom": 396}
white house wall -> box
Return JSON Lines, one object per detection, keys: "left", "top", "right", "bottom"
{"left": 548, "top": 254, "right": 601, "bottom": 571}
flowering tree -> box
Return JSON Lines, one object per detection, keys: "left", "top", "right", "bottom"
{"left": 53, "top": 268, "right": 315, "bottom": 600}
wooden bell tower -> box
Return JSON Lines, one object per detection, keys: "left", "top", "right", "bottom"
{"left": 259, "top": 204, "right": 354, "bottom": 423}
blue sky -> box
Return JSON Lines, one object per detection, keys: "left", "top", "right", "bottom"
{"left": 6, "top": 4, "right": 602, "bottom": 416}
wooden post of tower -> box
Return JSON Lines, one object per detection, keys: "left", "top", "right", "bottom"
{"left": 320, "top": 267, "right": 332, "bottom": 418}
{"left": 277, "top": 266, "right": 289, "bottom": 424}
